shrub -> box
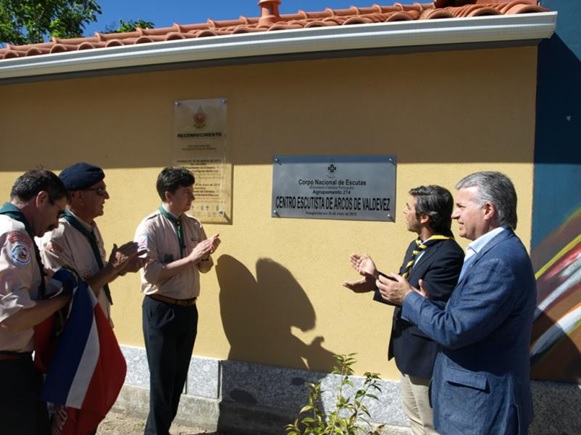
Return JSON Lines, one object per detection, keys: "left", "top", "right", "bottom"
{"left": 285, "top": 354, "right": 384, "bottom": 435}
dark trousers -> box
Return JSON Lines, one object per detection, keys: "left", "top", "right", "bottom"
{"left": 0, "top": 355, "right": 49, "bottom": 435}
{"left": 142, "top": 296, "right": 198, "bottom": 435}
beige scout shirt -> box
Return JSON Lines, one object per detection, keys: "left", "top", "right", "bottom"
{"left": 38, "top": 212, "right": 111, "bottom": 320}
{"left": 0, "top": 215, "right": 41, "bottom": 352}
{"left": 135, "top": 208, "right": 208, "bottom": 299}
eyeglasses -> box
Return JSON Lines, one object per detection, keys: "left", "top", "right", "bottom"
{"left": 84, "top": 187, "right": 108, "bottom": 197}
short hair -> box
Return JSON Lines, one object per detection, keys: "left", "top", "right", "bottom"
{"left": 156, "top": 166, "right": 195, "bottom": 201}
{"left": 409, "top": 185, "right": 454, "bottom": 235}
{"left": 455, "top": 171, "right": 518, "bottom": 230}
{"left": 10, "top": 169, "right": 67, "bottom": 204}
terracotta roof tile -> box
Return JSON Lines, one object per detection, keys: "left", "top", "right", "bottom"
{"left": 421, "top": 8, "right": 455, "bottom": 19}
{"left": 0, "top": 0, "right": 549, "bottom": 61}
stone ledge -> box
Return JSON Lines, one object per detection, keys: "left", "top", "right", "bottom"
{"left": 117, "top": 346, "right": 581, "bottom": 434}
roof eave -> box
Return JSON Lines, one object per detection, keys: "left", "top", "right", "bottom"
{"left": 0, "top": 12, "right": 557, "bottom": 82}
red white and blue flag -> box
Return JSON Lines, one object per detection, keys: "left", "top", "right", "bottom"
{"left": 41, "top": 281, "right": 127, "bottom": 435}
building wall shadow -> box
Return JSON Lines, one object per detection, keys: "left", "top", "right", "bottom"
{"left": 214, "top": 254, "right": 336, "bottom": 433}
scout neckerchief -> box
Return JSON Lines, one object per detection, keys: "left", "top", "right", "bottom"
{"left": 0, "top": 203, "right": 46, "bottom": 298}
{"left": 62, "top": 210, "right": 113, "bottom": 305}
{"left": 158, "top": 205, "right": 185, "bottom": 259}
{"left": 401, "top": 234, "right": 453, "bottom": 278}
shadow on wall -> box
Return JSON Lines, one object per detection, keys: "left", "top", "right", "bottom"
{"left": 214, "top": 255, "right": 337, "bottom": 433}
{"left": 216, "top": 254, "right": 336, "bottom": 371}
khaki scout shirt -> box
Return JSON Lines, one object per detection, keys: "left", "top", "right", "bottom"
{"left": 135, "top": 207, "right": 208, "bottom": 299}
{"left": 38, "top": 213, "right": 111, "bottom": 320}
{"left": 0, "top": 215, "right": 41, "bottom": 352}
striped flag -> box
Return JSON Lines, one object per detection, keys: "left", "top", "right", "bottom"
{"left": 41, "top": 281, "right": 127, "bottom": 435}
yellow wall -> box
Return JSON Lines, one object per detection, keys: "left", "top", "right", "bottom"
{"left": 0, "top": 46, "right": 537, "bottom": 378}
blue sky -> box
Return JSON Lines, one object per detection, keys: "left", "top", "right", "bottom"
{"left": 84, "top": 1, "right": 375, "bottom": 35}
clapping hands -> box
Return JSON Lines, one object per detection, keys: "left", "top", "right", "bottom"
{"left": 342, "top": 253, "right": 379, "bottom": 293}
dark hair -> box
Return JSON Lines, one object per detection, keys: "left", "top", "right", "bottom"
{"left": 156, "top": 166, "right": 195, "bottom": 201}
{"left": 455, "top": 171, "right": 518, "bottom": 229}
{"left": 10, "top": 169, "right": 67, "bottom": 203}
{"left": 409, "top": 185, "right": 454, "bottom": 235}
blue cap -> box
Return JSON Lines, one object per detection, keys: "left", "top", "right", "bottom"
{"left": 59, "top": 162, "right": 105, "bottom": 191}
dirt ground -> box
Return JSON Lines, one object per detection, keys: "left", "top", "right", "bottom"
{"left": 97, "top": 410, "right": 217, "bottom": 435}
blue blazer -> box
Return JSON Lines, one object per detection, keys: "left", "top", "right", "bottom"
{"left": 403, "top": 229, "right": 536, "bottom": 435}
{"left": 374, "top": 238, "right": 464, "bottom": 378}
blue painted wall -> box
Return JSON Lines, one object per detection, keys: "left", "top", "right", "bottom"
{"left": 531, "top": 0, "right": 581, "bottom": 383}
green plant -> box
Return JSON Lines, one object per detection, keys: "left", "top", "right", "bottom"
{"left": 104, "top": 19, "right": 155, "bottom": 33}
{"left": 285, "top": 354, "right": 385, "bottom": 435}
{"left": 0, "top": 0, "right": 102, "bottom": 45}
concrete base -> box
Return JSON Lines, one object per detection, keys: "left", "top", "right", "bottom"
{"left": 117, "top": 345, "right": 581, "bottom": 435}
{"left": 113, "top": 384, "right": 410, "bottom": 435}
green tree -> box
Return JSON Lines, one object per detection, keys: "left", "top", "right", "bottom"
{"left": 104, "top": 19, "right": 154, "bottom": 33}
{"left": 0, "top": 0, "right": 101, "bottom": 45}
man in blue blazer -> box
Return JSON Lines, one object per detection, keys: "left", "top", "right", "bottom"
{"left": 344, "top": 185, "right": 464, "bottom": 434}
{"left": 377, "top": 172, "right": 537, "bottom": 435}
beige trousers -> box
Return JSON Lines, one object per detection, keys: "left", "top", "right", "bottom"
{"left": 400, "top": 373, "right": 439, "bottom": 435}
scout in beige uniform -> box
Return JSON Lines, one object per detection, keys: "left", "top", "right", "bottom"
{"left": 39, "top": 162, "right": 141, "bottom": 323}
{"left": 41, "top": 213, "right": 113, "bottom": 318}
{"left": 0, "top": 169, "right": 70, "bottom": 435}
{"left": 135, "top": 166, "right": 220, "bottom": 435}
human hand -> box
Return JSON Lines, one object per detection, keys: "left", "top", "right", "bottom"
{"left": 121, "top": 252, "right": 146, "bottom": 273}
{"left": 208, "top": 233, "right": 221, "bottom": 254}
{"left": 189, "top": 234, "right": 220, "bottom": 264}
{"left": 376, "top": 273, "right": 415, "bottom": 306}
{"left": 349, "top": 253, "right": 378, "bottom": 278}
{"left": 342, "top": 275, "right": 376, "bottom": 293}
{"left": 108, "top": 241, "right": 140, "bottom": 273}
{"left": 417, "top": 279, "right": 429, "bottom": 298}
{"left": 43, "top": 268, "right": 55, "bottom": 281}
{"left": 46, "top": 266, "right": 79, "bottom": 299}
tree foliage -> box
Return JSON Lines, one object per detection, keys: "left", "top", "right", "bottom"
{"left": 0, "top": 0, "right": 101, "bottom": 45}
{"left": 104, "top": 19, "right": 154, "bottom": 34}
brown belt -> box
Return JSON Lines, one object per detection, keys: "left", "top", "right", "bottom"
{"left": 148, "top": 293, "right": 197, "bottom": 306}
{"left": 0, "top": 352, "right": 32, "bottom": 361}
